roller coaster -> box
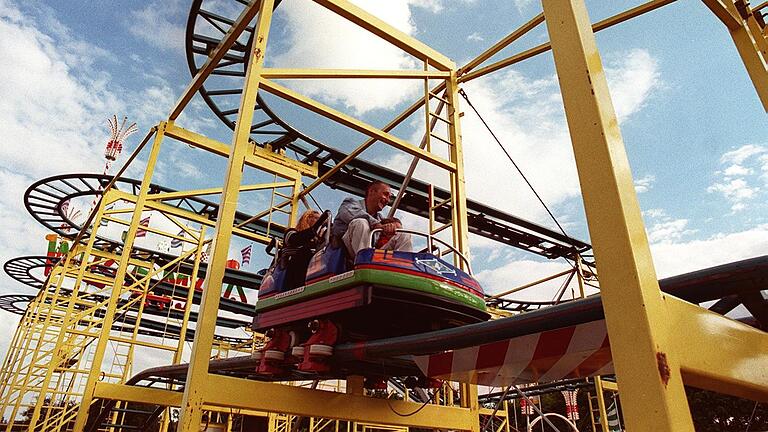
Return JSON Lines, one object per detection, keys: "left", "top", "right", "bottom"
{"left": 0, "top": 0, "right": 765, "bottom": 431}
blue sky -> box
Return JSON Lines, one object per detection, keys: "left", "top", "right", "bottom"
{"left": 0, "top": 0, "right": 766, "bottom": 353}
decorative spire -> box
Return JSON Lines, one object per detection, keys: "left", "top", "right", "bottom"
{"left": 91, "top": 115, "right": 139, "bottom": 213}
{"left": 104, "top": 115, "right": 137, "bottom": 161}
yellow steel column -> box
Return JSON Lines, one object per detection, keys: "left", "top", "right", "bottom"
{"left": 176, "top": 0, "right": 275, "bottom": 429}
{"left": 161, "top": 229, "right": 206, "bottom": 432}
{"left": 173, "top": 228, "right": 207, "bottom": 365}
{"left": 70, "top": 124, "right": 166, "bottom": 432}
{"left": 575, "top": 255, "right": 586, "bottom": 298}
{"left": 445, "top": 71, "right": 470, "bottom": 267}
{"left": 459, "top": 383, "right": 480, "bottom": 432}
{"left": 346, "top": 376, "right": 364, "bottom": 396}
{"left": 25, "top": 199, "right": 112, "bottom": 432}
{"left": 729, "top": 12, "right": 768, "bottom": 110}
{"left": 291, "top": 178, "right": 302, "bottom": 227}
{"left": 0, "top": 294, "right": 39, "bottom": 424}
{"left": 540, "top": 0, "right": 694, "bottom": 430}
{"left": 594, "top": 377, "right": 609, "bottom": 432}
{"left": 746, "top": 11, "right": 768, "bottom": 57}
{"left": 447, "top": 69, "right": 479, "bottom": 432}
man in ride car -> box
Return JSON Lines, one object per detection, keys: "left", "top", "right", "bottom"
{"left": 331, "top": 180, "right": 412, "bottom": 257}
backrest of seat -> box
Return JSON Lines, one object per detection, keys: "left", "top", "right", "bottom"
{"left": 305, "top": 244, "right": 347, "bottom": 284}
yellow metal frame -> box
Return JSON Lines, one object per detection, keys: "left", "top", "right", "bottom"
{"left": 2, "top": 0, "right": 763, "bottom": 431}
{"left": 4, "top": 228, "right": 246, "bottom": 431}
{"left": 702, "top": 0, "right": 768, "bottom": 110}
{"left": 541, "top": 0, "right": 768, "bottom": 431}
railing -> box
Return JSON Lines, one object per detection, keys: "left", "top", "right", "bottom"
{"left": 369, "top": 228, "right": 473, "bottom": 274}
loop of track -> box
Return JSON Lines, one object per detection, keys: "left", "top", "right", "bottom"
{"left": 0, "top": 294, "right": 36, "bottom": 315}
{"left": 3, "top": 256, "right": 51, "bottom": 289}
{"left": 24, "top": 173, "right": 283, "bottom": 244}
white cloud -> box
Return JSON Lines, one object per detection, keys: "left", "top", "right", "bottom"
{"left": 467, "top": 32, "right": 484, "bottom": 42}
{"left": 634, "top": 174, "right": 655, "bottom": 193}
{"left": 131, "top": 84, "right": 176, "bottom": 127}
{"left": 128, "top": 0, "right": 186, "bottom": 52}
{"left": 651, "top": 224, "right": 768, "bottom": 277}
{"left": 721, "top": 144, "right": 766, "bottom": 165}
{"left": 723, "top": 164, "right": 752, "bottom": 176}
{"left": 175, "top": 160, "right": 204, "bottom": 179}
{"left": 642, "top": 207, "right": 696, "bottom": 244}
{"left": 0, "top": 1, "right": 189, "bottom": 363}
{"left": 0, "top": 9, "right": 119, "bottom": 179}
{"left": 646, "top": 218, "right": 696, "bottom": 244}
{"left": 707, "top": 178, "right": 757, "bottom": 204}
{"left": 271, "top": 0, "right": 448, "bottom": 115}
{"left": 707, "top": 144, "right": 767, "bottom": 212}
{"left": 605, "top": 49, "right": 661, "bottom": 122}
{"left": 642, "top": 208, "right": 665, "bottom": 218}
{"left": 375, "top": 48, "right": 662, "bottom": 232}
{"left": 409, "top": 0, "right": 444, "bottom": 13}
{"left": 475, "top": 259, "right": 582, "bottom": 301}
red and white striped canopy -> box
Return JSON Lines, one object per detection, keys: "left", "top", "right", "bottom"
{"left": 412, "top": 319, "right": 613, "bottom": 386}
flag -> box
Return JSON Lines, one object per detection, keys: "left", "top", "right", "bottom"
{"left": 100, "top": 203, "right": 114, "bottom": 227}
{"left": 135, "top": 216, "right": 150, "bottom": 238}
{"left": 606, "top": 401, "right": 622, "bottom": 431}
{"left": 561, "top": 389, "right": 579, "bottom": 421}
{"left": 241, "top": 244, "right": 252, "bottom": 265}
{"left": 519, "top": 395, "right": 536, "bottom": 416}
{"left": 170, "top": 230, "right": 185, "bottom": 249}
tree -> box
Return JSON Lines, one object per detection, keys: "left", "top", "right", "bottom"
{"left": 687, "top": 387, "right": 767, "bottom": 432}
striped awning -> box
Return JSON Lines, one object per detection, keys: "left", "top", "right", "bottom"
{"left": 412, "top": 319, "right": 613, "bottom": 386}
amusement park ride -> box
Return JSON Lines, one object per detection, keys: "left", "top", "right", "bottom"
{"left": 0, "top": 0, "right": 765, "bottom": 431}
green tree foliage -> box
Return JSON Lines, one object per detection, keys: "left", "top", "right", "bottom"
{"left": 687, "top": 388, "right": 767, "bottom": 432}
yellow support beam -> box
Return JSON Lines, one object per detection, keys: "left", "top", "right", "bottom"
{"left": 177, "top": 0, "right": 277, "bottom": 429}
{"left": 312, "top": 0, "right": 455, "bottom": 71}
{"left": 593, "top": 377, "right": 610, "bottom": 432}
{"left": 541, "top": 0, "right": 695, "bottom": 430}
{"left": 259, "top": 78, "right": 457, "bottom": 172}
{"left": 667, "top": 296, "right": 768, "bottom": 402}
{"left": 702, "top": 0, "right": 743, "bottom": 29}
{"left": 148, "top": 181, "right": 295, "bottom": 201}
{"left": 164, "top": 123, "right": 314, "bottom": 179}
{"left": 445, "top": 71, "right": 471, "bottom": 268}
{"left": 95, "top": 382, "right": 182, "bottom": 407}
{"left": 261, "top": 68, "right": 450, "bottom": 79}
{"left": 196, "top": 375, "right": 476, "bottom": 430}
{"left": 460, "top": 0, "right": 678, "bottom": 83}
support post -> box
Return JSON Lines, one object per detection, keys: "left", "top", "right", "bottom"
{"left": 445, "top": 71, "right": 471, "bottom": 269}
{"left": 703, "top": 0, "right": 768, "bottom": 110}
{"left": 594, "top": 377, "right": 609, "bottom": 432}
{"left": 176, "top": 0, "right": 275, "bottom": 429}
{"left": 541, "top": 0, "right": 695, "bottom": 430}
{"left": 71, "top": 124, "right": 166, "bottom": 432}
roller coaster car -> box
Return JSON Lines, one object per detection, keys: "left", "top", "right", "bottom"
{"left": 252, "top": 210, "right": 489, "bottom": 375}
{"left": 129, "top": 289, "right": 172, "bottom": 311}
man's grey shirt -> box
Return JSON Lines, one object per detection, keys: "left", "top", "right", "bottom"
{"left": 331, "top": 197, "right": 381, "bottom": 238}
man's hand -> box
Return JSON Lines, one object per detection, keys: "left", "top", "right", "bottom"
{"left": 382, "top": 222, "right": 396, "bottom": 235}
{"left": 377, "top": 218, "right": 402, "bottom": 235}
